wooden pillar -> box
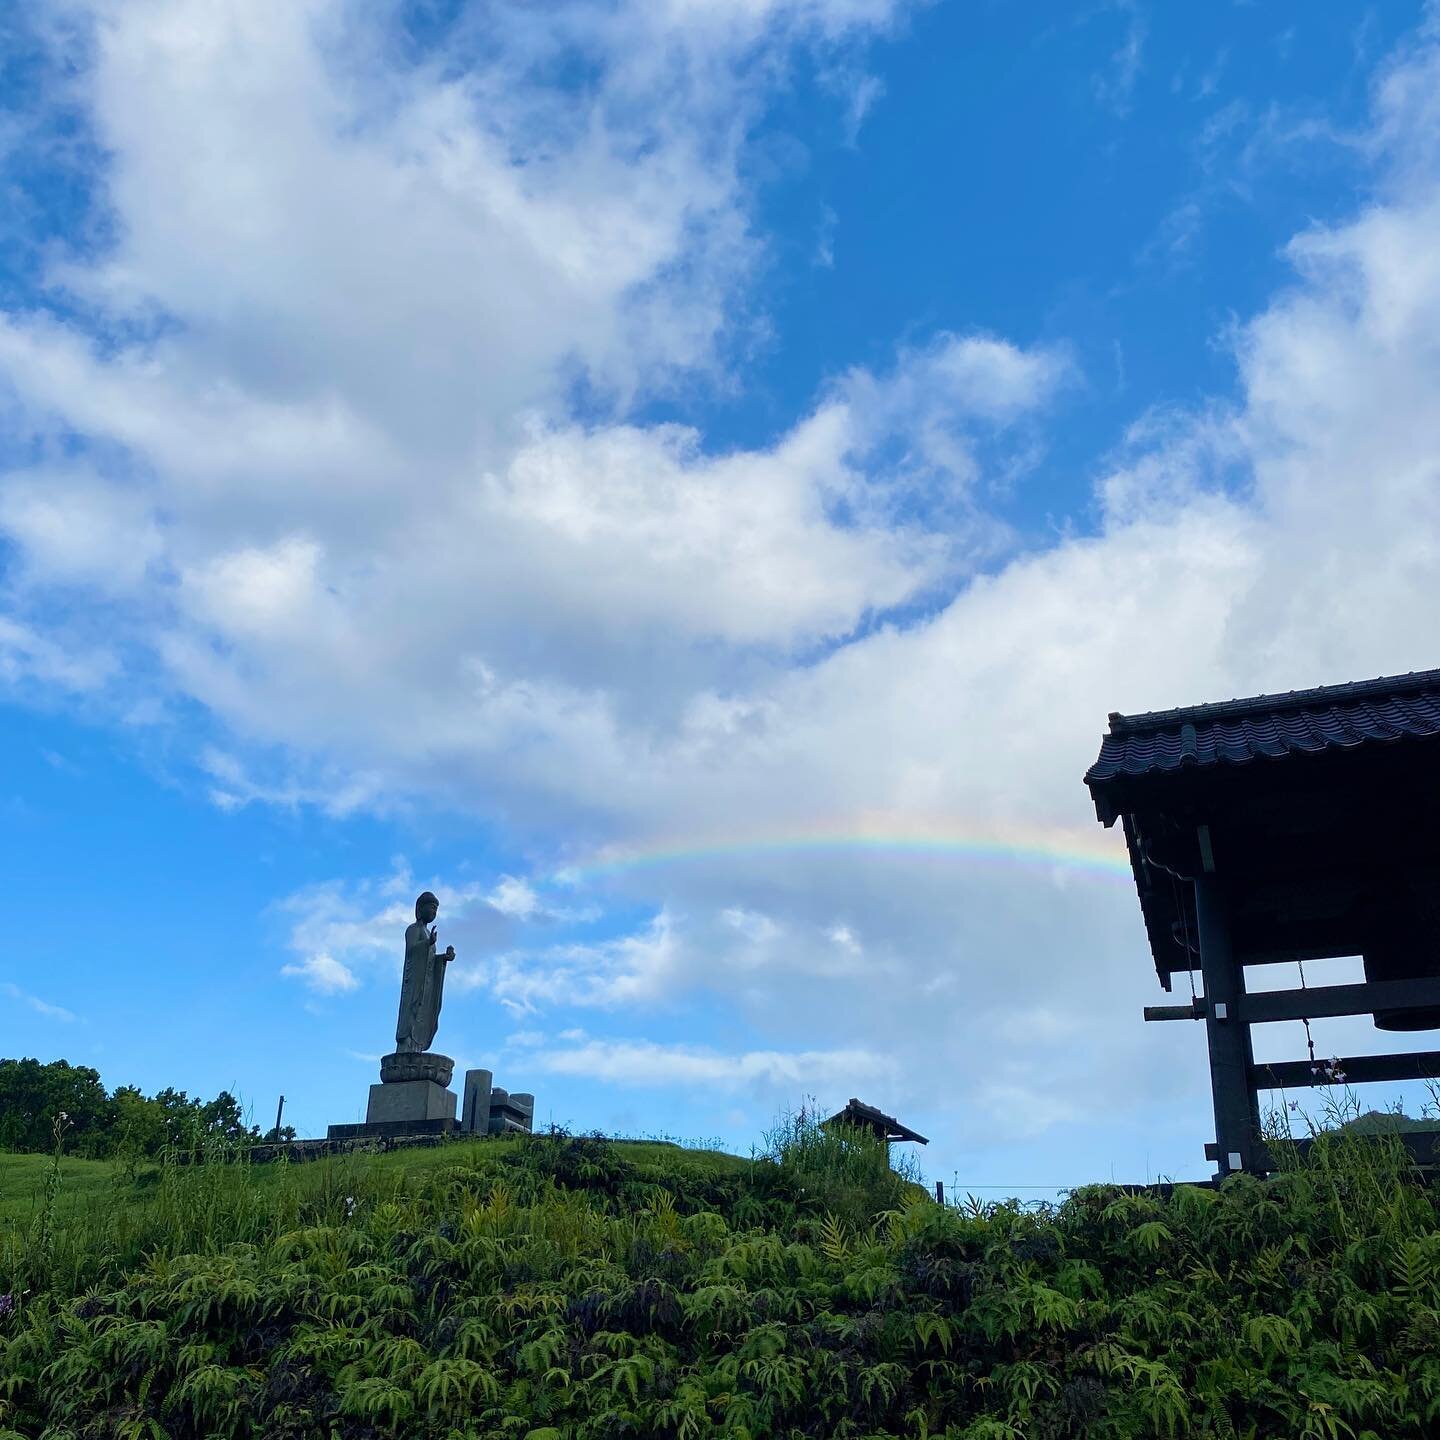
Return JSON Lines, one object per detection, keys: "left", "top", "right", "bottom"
{"left": 1194, "top": 873, "right": 1259, "bottom": 1175}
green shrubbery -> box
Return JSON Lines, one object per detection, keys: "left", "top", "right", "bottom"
{"left": 3, "top": 1116, "right": 1440, "bottom": 1437}
{"left": 0, "top": 1058, "right": 288, "bottom": 1161}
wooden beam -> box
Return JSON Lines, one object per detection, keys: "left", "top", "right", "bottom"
{"left": 1196, "top": 873, "right": 1260, "bottom": 1174}
{"left": 1239, "top": 977, "right": 1440, "bottom": 1025}
{"left": 1209, "top": 1129, "right": 1440, "bottom": 1173}
{"left": 1144, "top": 1001, "right": 1207, "bottom": 1021}
{"left": 1252, "top": 1051, "right": 1440, "bottom": 1090}
{"left": 1168, "top": 932, "right": 1371, "bottom": 975}
{"left": 1233, "top": 941, "right": 1369, "bottom": 967}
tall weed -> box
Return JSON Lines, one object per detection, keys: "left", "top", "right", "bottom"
{"left": 760, "top": 1099, "right": 923, "bottom": 1230}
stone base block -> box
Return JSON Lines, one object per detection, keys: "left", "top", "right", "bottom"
{"left": 365, "top": 1079, "right": 457, "bottom": 1125}
{"left": 326, "top": 1117, "right": 457, "bottom": 1141}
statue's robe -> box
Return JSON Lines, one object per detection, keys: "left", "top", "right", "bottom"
{"left": 396, "top": 920, "right": 447, "bottom": 1052}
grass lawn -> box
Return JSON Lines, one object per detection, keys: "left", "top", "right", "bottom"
{"left": 0, "top": 1134, "right": 749, "bottom": 1230}
{"left": 0, "top": 1151, "right": 126, "bottom": 1227}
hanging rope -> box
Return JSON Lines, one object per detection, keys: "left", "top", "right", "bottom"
{"left": 1165, "top": 871, "right": 1200, "bottom": 1006}
{"left": 1298, "top": 958, "right": 1318, "bottom": 1074}
{"left": 1184, "top": 906, "right": 1198, "bottom": 1007}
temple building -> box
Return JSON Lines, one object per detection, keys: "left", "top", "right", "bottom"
{"left": 1085, "top": 668, "right": 1440, "bottom": 1175}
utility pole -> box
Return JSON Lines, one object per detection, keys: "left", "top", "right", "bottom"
{"left": 273, "top": 1094, "right": 285, "bottom": 1142}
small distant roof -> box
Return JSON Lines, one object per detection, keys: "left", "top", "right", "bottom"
{"left": 1086, "top": 667, "right": 1440, "bottom": 816}
{"left": 824, "top": 1098, "right": 929, "bottom": 1145}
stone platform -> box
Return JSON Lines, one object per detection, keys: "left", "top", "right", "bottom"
{"left": 326, "top": 1050, "right": 458, "bottom": 1141}
{"left": 327, "top": 1053, "right": 537, "bottom": 1143}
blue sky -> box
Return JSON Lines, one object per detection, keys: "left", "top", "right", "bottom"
{"left": 4, "top": 0, "right": 1440, "bottom": 1190}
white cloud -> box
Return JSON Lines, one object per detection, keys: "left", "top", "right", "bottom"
{"left": 281, "top": 953, "right": 360, "bottom": 994}
{"left": 721, "top": 906, "right": 780, "bottom": 947}
{"left": 0, "top": 5, "right": 1059, "bottom": 835}
{"left": 274, "top": 861, "right": 565, "bottom": 1005}
{"left": 1092, "top": 1, "right": 1147, "bottom": 117}
{"left": 532, "top": 1037, "right": 895, "bottom": 1093}
{"left": 469, "top": 13, "right": 1440, "bottom": 1137}
{"left": 479, "top": 913, "right": 684, "bottom": 1014}
{"left": 0, "top": 616, "right": 116, "bottom": 694}
{"left": 2, "top": 981, "right": 77, "bottom": 1023}
{"left": 0, "top": 468, "right": 162, "bottom": 593}
{"left": 488, "top": 876, "right": 540, "bottom": 920}
{"left": 277, "top": 876, "right": 416, "bottom": 986}
{"left": 848, "top": 332, "right": 1072, "bottom": 429}
{"left": 200, "top": 746, "right": 384, "bottom": 817}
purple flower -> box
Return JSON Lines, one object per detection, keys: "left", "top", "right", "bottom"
{"left": 0, "top": 1293, "right": 14, "bottom": 1319}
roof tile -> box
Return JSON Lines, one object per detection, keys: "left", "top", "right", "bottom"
{"left": 1086, "top": 669, "right": 1440, "bottom": 787}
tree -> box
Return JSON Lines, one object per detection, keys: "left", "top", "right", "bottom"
{"left": 0, "top": 1058, "right": 110, "bottom": 1154}
{"left": 110, "top": 1085, "right": 169, "bottom": 1158}
{"left": 0, "top": 1060, "right": 271, "bottom": 1157}
{"left": 197, "top": 1090, "right": 260, "bottom": 1145}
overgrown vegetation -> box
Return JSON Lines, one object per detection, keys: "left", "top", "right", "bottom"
{"left": 4, "top": 1109, "right": 1440, "bottom": 1437}
{"left": 758, "top": 1102, "right": 923, "bottom": 1232}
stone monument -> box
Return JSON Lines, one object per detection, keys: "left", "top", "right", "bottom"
{"left": 328, "top": 891, "right": 461, "bottom": 1140}
{"left": 461, "top": 1069, "right": 535, "bottom": 1135}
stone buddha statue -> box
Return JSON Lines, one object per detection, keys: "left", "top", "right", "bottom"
{"left": 395, "top": 890, "right": 456, "bottom": 1054}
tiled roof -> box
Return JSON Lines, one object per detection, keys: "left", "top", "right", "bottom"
{"left": 1085, "top": 667, "right": 1440, "bottom": 790}
{"left": 824, "top": 1098, "right": 929, "bottom": 1145}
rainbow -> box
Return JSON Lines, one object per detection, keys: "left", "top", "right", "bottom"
{"left": 558, "top": 816, "right": 1133, "bottom": 885}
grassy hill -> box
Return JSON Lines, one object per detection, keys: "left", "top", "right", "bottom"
{"left": 3, "top": 1125, "right": 1440, "bottom": 1438}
